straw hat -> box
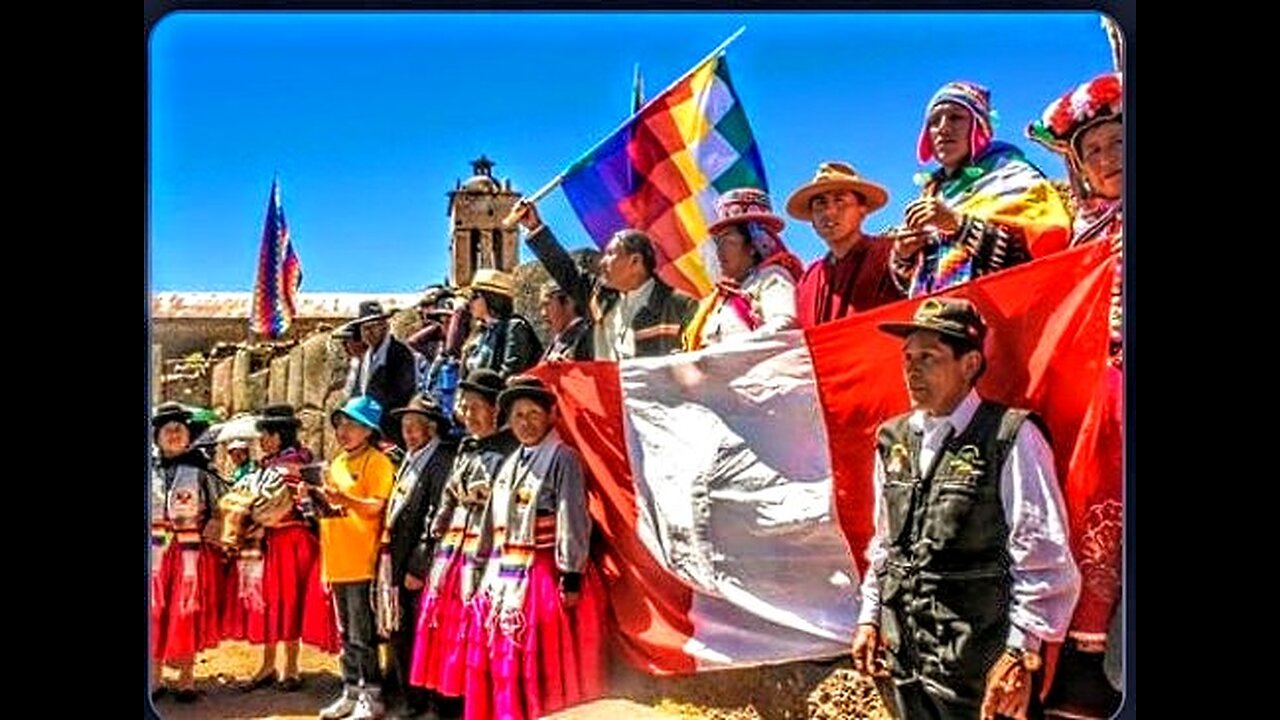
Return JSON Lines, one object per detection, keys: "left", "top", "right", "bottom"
{"left": 785, "top": 162, "right": 889, "bottom": 220}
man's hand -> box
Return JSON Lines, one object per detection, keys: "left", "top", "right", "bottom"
{"left": 851, "top": 624, "right": 889, "bottom": 677}
{"left": 891, "top": 229, "right": 932, "bottom": 260}
{"left": 505, "top": 199, "right": 542, "bottom": 232}
{"left": 404, "top": 574, "right": 424, "bottom": 591}
{"left": 904, "top": 197, "right": 961, "bottom": 235}
{"left": 980, "top": 651, "right": 1034, "bottom": 720}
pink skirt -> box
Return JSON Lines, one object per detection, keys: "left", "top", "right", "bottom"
{"left": 463, "top": 593, "right": 495, "bottom": 720}
{"left": 222, "top": 525, "right": 331, "bottom": 647}
{"left": 481, "top": 550, "right": 608, "bottom": 720}
{"left": 152, "top": 542, "right": 224, "bottom": 664}
{"left": 409, "top": 554, "right": 471, "bottom": 695}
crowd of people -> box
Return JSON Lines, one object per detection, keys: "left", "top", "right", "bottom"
{"left": 149, "top": 74, "right": 1125, "bottom": 720}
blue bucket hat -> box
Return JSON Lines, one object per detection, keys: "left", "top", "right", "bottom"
{"left": 330, "top": 395, "right": 383, "bottom": 436}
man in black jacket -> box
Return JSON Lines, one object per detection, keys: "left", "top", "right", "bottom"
{"left": 353, "top": 301, "right": 418, "bottom": 448}
{"left": 379, "top": 395, "right": 457, "bottom": 719}
{"left": 539, "top": 280, "right": 593, "bottom": 362}
{"left": 510, "top": 200, "right": 696, "bottom": 360}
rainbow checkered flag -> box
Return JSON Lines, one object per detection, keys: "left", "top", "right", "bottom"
{"left": 250, "top": 177, "right": 302, "bottom": 339}
{"left": 560, "top": 53, "right": 767, "bottom": 298}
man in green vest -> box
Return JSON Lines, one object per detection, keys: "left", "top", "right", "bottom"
{"left": 852, "top": 297, "right": 1081, "bottom": 720}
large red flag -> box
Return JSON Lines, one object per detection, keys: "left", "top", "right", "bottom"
{"left": 532, "top": 241, "right": 1119, "bottom": 674}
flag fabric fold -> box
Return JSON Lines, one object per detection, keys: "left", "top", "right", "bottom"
{"left": 530, "top": 241, "right": 1119, "bottom": 675}
{"left": 560, "top": 55, "right": 768, "bottom": 299}
{"left": 250, "top": 178, "right": 302, "bottom": 339}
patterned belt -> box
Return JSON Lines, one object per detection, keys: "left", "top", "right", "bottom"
{"left": 533, "top": 515, "right": 556, "bottom": 549}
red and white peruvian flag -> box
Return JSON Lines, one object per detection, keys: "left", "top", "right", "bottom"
{"left": 530, "top": 241, "right": 1117, "bottom": 675}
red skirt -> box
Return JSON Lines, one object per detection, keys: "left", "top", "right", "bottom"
{"left": 482, "top": 550, "right": 608, "bottom": 720}
{"left": 151, "top": 542, "right": 224, "bottom": 664}
{"left": 299, "top": 545, "right": 342, "bottom": 654}
{"left": 222, "top": 524, "right": 335, "bottom": 648}
{"left": 409, "top": 554, "right": 470, "bottom": 695}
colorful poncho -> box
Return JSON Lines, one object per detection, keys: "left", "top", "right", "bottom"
{"left": 900, "top": 141, "right": 1071, "bottom": 298}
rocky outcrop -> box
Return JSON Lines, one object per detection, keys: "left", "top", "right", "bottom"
{"left": 268, "top": 355, "right": 290, "bottom": 405}
{"left": 211, "top": 356, "right": 234, "bottom": 417}
{"left": 287, "top": 344, "right": 305, "bottom": 409}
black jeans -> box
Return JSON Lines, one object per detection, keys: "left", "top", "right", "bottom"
{"left": 333, "top": 581, "right": 381, "bottom": 690}
{"left": 386, "top": 586, "right": 429, "bottom": 710}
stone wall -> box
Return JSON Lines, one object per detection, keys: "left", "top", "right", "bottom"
{"left": 158, "top": 306, "right": 424, "bottom": 462}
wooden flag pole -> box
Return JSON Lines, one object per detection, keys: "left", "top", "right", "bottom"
{"left": 502, "top": 26, "right": 747, "bottom": 228}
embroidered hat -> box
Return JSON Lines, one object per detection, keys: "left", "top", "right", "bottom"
{"left": 917, "top": 81, "right": 995, "bottom": 164}
{"left": 785, "top": 162, "right": 890, "bottom": 220}
{"left": 1026, "top": 72, "right": 1123, "bottom": 162}
{"left": 707, "top": 188, "right": 786, "bottom": 236}
{"left": 879, "top": 297, "right": 987, "bottom": 346}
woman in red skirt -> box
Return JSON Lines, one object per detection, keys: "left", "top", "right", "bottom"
{"left": 470, "top": 376, "right": 608, "bottom": 720}
{"left": 227, "top": 404, "right": 339, "bottom": 693}
{"left": 151, "top": 402, "right": 225, "bottom": 703}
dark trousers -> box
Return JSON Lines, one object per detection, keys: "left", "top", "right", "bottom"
{"left": 1043, "top": 643, "right": 1123, "bottom": 719}
{"left": 386, "top": 586, "right": 429, "bottom": 711}
{"left": 892, "top": 675, "right": 1044, "bottom": 720}
{"left": 333, "top": 581, "right": 381, "bottom": 690}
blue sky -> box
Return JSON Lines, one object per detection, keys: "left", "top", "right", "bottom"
{"left": 147, "top": 11, "right": 1116, "bottom": 293}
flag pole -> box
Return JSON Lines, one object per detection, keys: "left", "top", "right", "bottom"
{"left": 1101, "top": 15, "right": 1123, "bottom": 72}
{"left": 504, "top": 26, "right": 746, "bottom": 223}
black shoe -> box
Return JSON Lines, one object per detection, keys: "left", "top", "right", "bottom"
{"left": 174, "top": 689, "right": 200, "bottom": 703}
{"left": 240, "top": 672, "right": 278, "bottom": 692}
{"left": 278, "top": 675, "right": 304, "bottom": 692}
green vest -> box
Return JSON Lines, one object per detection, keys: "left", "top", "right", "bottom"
{"left": 874, "top": 400, "right": 1042, "bottom": 707}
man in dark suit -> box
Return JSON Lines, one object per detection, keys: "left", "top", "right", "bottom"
{"left": 510, "top": 200, "right": 697, "bottom": 360}
{"left": 379, "top": 395, "right": 458, "bottom": 719}
{"left": 353, "top": 301, "right": 418, "bottom": 448}
{"left": 538, "top": 279, "right": 593, "bottom": 362}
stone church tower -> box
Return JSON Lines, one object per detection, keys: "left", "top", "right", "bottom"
{"left": 447, "top": 156, "right": 522, "bottom": 288}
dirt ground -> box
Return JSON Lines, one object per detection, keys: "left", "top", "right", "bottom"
{"left": 149, "top": 642, "right": 889, "bottom": 720}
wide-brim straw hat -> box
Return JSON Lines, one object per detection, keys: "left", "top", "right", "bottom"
{"left": 785, "top": 162, "right": 889, "bottom": 220}
{"left": 469, "top": 268, "right": 515, "bottom": 298}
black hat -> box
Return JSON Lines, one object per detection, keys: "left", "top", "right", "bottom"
{"left": 256, "top": 403, "right": 302, "bottom": 432}
{"left": 457, "top": 368, "right": 504, "bottom": 402}
{"left": 330, "top": 319, "right": 363, "bottom": 341}
{"left": 878, "top": 297, "right": 987, "bottom": 346}
{"left": 390, "top": 394, "right": 450, "bottom": 428}
{"left": 497, "top": 375, "right": 557, "bottom": 420}
{"left": 152, "top": 401, "right": 192, "bottom": 429}
{"left": 352, "top": 300, "right": 392, "bottom": 325}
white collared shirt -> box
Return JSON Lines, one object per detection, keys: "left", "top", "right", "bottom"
{"left": 594, "top": 277, "right": 656, "bottom": 361}
{"left": 359, "top": 332, "right": 391, "bottom": 394}
{"left": 856, "top": 388, "right": 1081, "bottom": 651}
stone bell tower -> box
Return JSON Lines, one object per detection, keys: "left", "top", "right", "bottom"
{"left": 447, "top": 155, "right": 522, "bottom": 288}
